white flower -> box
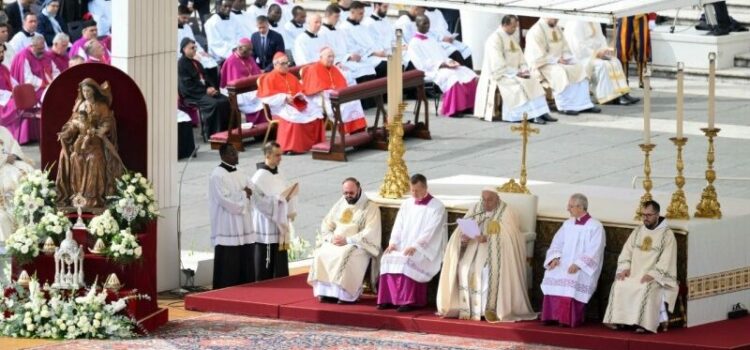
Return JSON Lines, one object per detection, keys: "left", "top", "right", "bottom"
{"left": 126, "top": 185, "right": 135, "bottom": 193}
{"left": 134, "top": 246, "right": 142, "bottom": 257}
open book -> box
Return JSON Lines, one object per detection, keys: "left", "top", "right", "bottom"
{"left": 281, "top": 182, "right": 299, "bottom": 201}
{"left": 289, "top": 93, "right": 308, "bottom": 112}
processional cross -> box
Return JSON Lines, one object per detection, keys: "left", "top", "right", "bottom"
{"left": 498, "top": 113, "right": 539, "bottom": 194}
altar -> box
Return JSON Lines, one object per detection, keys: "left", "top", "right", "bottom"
{"left": 367, "top": 174, "right": 750, "bottom": 327}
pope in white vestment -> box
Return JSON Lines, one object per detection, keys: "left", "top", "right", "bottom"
{"left": 474, "top": 17, "right": 551, "bottom": 123}
{"left": 603, "top": 202, "right": 678, "bottom": 333}
{"left": 525, "top": 18, "right": 597, "bottom": 115}
{"left": 0, "top": 126, "right": 34, "bottom": 250}
{"left": 437, "top": 189, "right": 537, "bottom": 322}
{"left": 541, "top": 193, "right": 605, "bottom": 327}
{"left": 564, "top": 20, "right": 638, "bottom": 106}
{"left": 308, "top": 178, "right": 381, "bottom": 303}
{"left": 378, "top": 174, "right": 447, "bottom": 312}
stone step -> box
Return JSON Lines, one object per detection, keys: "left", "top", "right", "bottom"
{"left": 650, "top": 64, "right": 750, "bottom": 85}
{"left": 735, "top": 52, "right": 750, "bottom": 67}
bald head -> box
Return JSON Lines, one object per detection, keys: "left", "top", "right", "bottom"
{"left": 320, "top": 47, "right": 335, "bottom": 67}
{"left": 307, "top": 13, "right": 322, "bottom": 33}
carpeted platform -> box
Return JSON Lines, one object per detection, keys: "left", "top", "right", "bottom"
{"left": 185, "top": 274, "right": 750, "bottom": 350}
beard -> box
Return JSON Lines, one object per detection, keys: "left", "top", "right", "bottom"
{"left": 345, "top": 190, "right": 361, "bottom": 205}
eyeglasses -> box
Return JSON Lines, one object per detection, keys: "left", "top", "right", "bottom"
{"left": 641, "top": 212, "right": 658, "bottom": 217}
{"left": 275, "top": 61, "right": 290, "bottom": 66}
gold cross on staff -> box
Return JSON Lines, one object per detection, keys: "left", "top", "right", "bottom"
{"left": 498, "top": 113, "right": 539, "bottom": 194}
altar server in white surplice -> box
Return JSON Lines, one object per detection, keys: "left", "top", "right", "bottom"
{"left": 525, "top": 18, "right": 599, "bottom": 116}
{"left": 292, "top": 14, "right": 327, "bottom": 66}
{"left": 319, "top": 5, "right": 374, "bottom": 82}
{"left": 474, "top": 15, "right": 553, "bottom": 124}
{"left": 437, "top": 188, "right": 537, "bottom": 322}
{"left": 563, "top": 20, "right": 639, "bottom": 106}
{"left": 338, "top": 1, "right": 388, "bottom": 79}
{"left": 229, "top": 0, "right": 259, "bottom": 37}
{"left": 209, "top": 144, "right": 255, "bottom": 289}
{"left": 423, "top": 7, "right": 472, "bottom": 68}
{"left": 603, "top": 200, "right": 678, "bottom": 333}
{"left": 178, "top": 5, "right": 219, "bottom": 70}
{"left": 362, "top": 2, "right": 408, "bottom": 68}
{"left": 394, "top": 6, "right": 423, "bottom": 47}
{"left": 308, "top": 177, "right": 381, "bottom": 304}
{"left": 377, "top": 174, "right": 447, "bottom": 312}
{"left": 409, "top": 15, "right": 477, "bottom": 118}
{"left": 250, "top": 142, "right": 296, "bottom": 281}
{"left": 283, "top": 6, "right": 306, "bottom": 44}
{"left": 205, "top": 0, "right": 241, "bottom": 61}
{"left": 541, "top": 193, "right": 605, "bottom": 327}
{"left": 0, "top": 125, "right": 35, "bottom": 249}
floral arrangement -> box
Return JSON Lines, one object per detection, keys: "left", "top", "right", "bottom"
{"left": 11, "top": 169, "right": 57, "bottom": 224}
{"left": 4, "top": 225, "right": 40, "bottom": 264}
{"left": 106, "top": 229, "right": 143, "bottom": 264}
{"left": 108, "top": 172, "right": 159, "bottom": 231}
{"left": 88, "top": 210, "right": 120, "bottom": 240}
{"left": 37, "top": 211, "right": 72, "bottom": 241}
{"left": 0, "top": 278, "right": 148, "bottom": 339}
{"left": 288, "top": 235, "right": 311, "bottom": 262}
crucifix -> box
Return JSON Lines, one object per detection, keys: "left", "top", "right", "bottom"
{"left": 499, "top": 113, "right": 539, "bottom": 194}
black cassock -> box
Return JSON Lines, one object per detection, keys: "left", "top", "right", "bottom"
{"left": 178, "top": 55, "right": 230, "bottom": 140}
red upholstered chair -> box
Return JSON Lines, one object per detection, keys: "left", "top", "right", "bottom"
{"left": 12, "top": 83, "right": 40, "bottom": 140}
{"left": 178, "top": 96, "right": 200, "bottom": 127}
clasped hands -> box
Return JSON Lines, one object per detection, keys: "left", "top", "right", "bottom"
{"left": 616, "top": 269, "right": 654, "bottom": 283}
{"left": 460, "top": 234, "right": 488, "bottom": 244}
{"left": 384, "top": 243, "right": 417, "bottom": 256}
{"left": 546, "top": 258, "right": 580, "bottom": 274}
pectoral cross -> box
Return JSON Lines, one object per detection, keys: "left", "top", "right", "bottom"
{"left": 499, "top": 113, "right": 539, "bottom": 194}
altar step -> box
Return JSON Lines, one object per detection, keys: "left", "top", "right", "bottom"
{"left": 658, "top": 0, "right": 750, "bottom": 27}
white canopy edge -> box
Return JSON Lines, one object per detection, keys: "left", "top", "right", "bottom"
{"left": 375, "top": 0, "right": 723, "bottom": 24}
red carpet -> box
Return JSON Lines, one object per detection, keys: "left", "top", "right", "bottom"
{"left": 185, "top": 274, "right": 750, "bottom": 350}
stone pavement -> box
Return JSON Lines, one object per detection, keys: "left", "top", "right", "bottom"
{"left": 21, "top": 76, "right": 750, "bottom": 259}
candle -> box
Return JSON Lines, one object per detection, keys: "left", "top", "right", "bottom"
{"left": 643, "top": 71, "right": 651, "bottom": 144}
{"left": 676, "top": 62, "right": 684, "bottom": 139}
{"left": 708, "top": 52, "right": 716, "bottom": 129}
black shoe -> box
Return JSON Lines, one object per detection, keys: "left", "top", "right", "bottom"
{"left": 540, "top": 113, "right": 558, "bottom": 122}
{"left": 560, "top": 110, "right": 579, "bottom": 116}
{"left": 623, "top": 94, "right": 640, "bottom": 104}
{"left": 615, "top": 96, "right": 630, "bottom": 105}
{"left": 396, "top": 305, "right": 415, "bottom": 312}
{"left": 376, "top": 303, "right": 394, "bottom": 310}
{"left": 337, "top": 300, "right": 356, "bottom": 305}
{"left": 531, "top": 117, "right": 547, "bottom": 125}
{"left": 318, "top": 296, "right": 338, "bottom": 304}
{"left": 585, "top": 106, "right": 602, "bottom": 113}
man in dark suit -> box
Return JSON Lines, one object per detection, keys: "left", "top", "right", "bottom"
{"left": 5, "top": 0, "right": 40, "bottom": 37}
{"left": 37, "top": 0, "right": 67, "bottom": 46}
{"left": 251, "top": 15, "right": 285, "bottom": 72}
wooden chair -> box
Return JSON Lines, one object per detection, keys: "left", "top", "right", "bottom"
{"left": 208, "top": 73, "right": 271, "bottom": 151}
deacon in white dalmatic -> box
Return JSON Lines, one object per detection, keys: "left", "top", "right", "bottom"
{"left": 541, "top": 193, "right": 605, "bottom": 327}
{"left": 437, "top": 188, "right": 537, "bottom": 322}
{"left": 308, "top": 177, "right": 381, "bottom": 304}
{"left": 604, "top": 200, "right": 677, "bottom": 333}
{"left": 377, "top": 174, "right": 447, "bottom": 312}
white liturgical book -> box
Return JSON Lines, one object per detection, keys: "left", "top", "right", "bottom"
{"left": 456, "top": 218, "right": 480, "bottom": 239}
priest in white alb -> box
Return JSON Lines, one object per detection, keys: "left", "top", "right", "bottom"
{"left": 563, "top": 20, "right": 639, "bottom": 106}
{"left": 209, "top": 144, "right": 256, "bottom": 289}
{"left": 409, "top": 15, "right": 477, "bottom": 118}
{"left": 525, "top": 18, "right": 599, "bottom": 116}
{"left": 338, "top": 1, "right": 388, "bottom": 80}
{"left": 292, "top": 13, "right": 327, "bottom": 66}
{"left": 0, "top": 125, "right": 35, "bottom": 250}
{"left": 541, "top": 193, "right": 605, "bottom": 327}
{"left": 250, "top": 141, "right": 296, "bottom": 281}
{"left": 377, "top": 174, "right": 447, "bottom": 312}
{"left": 603, "top": 200, "right": 678, "bottom": 333}
{"left": 437, "top": 188, "right": 537, "bottom": 322}
{"left": 474, "top": 15, "right": 553, "bottom": 124}
{"left": 308, "top": 177, "right": 381, "bottom": 304}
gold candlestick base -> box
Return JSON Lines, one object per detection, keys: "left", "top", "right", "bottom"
{"left": 666, "top": 137, "right": 690, "bottom": 220}
{"left": 635, "top": 143, "right": 656, "bottom": 220}
{"left": 379, "top": 103, "right": 410, "bottom": 199}
{"left": 695, "top": 128, "right": 722, "bottom": 219}
{"left": 499, "top": 114, "right": 538, "bottom": 195}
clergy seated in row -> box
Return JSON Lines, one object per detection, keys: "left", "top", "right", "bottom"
{"left": 257, "top": 52, "right": 325, "bottom": 154}
{"left": 437, "top": 188, "right": 537, "bottom": 322}
{"left": 474, "top": 15, "right": 554, "bottom": 124}
{"left": 252, "top": 15, "right": 286, "bottom": 72}
{"left": 396, "top": 6, "right": 472, "bottom": 68}
{"left": 209, "top": 144, "right": 256, "bottom": 289}
{"left": 604, "top": 200, "right": 678, "bottom": 333}
{"left": 178, "top": 38, "right": 231, "bottom": 141}
{"left": 250, "top": 141, "right": 295, "bottom": 281}
{"left": 229, "top": 0, "right": 258, "bottom": 37}
{"left": 319, "top": 5, "right": 375, "bottom": 84}
{"left": 525, "top": 18, "right": 601, "bottom": 116}
{"left": 408, "top": 15, "right": 478, "bottom": 118}
{"left": 308, "top": 177, "right": 381, "bottom": 304}
{"left": 0, "top": 125, "right": 35, "bottom": 249}
{"left": 9, "top": 34, "right": 56, "bottom": 144}
{"left": 541, "top": 193, "right": 605, "bottom": 327}
{"left": 219, "top": 37, "right": 264, "bottom": 125}
{"left": 268, "top": 4, "right": 294, "bottom": 59}
{"left": 378, "top": 174, "right": 448, "bottom": 312}
{"left": 339, "top": 2, "right": 388, "bottom": 81}
{"left": 302, "top": 47, "right": 367, "bottom": 134}
{"left": 83, "top": 39, "right": 110, "bottom": 64}
{"left": 292, "top": 14, "right": 327, "bottom": 66}
{"left": 178, "top": 5, "right": 219, "bottom": 87}
{"left": 8, "top": 12, "right": 41, "bottom": 56}
{"left": 284, "top": 6, "right": 306, "bottom": 45}
{"left": 206, "top": 0, "right": 242, "bottom": 62}
{"left": 564, "top": 21, "right": 640, "bottom": 106}
{"left": 69, "top": 20, "right": 110, "bottom": 63}
{"left": 423, "top": 7, "right": 473, "bottom": 68}
{"left": 47, "top": 33, "right": 69, "bottom": 73}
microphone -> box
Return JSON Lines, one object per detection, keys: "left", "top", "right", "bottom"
{"left": 447, "top": 210, "right": 486, "bottom": 226}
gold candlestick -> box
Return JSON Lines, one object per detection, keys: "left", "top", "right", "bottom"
{"left": 666, "top": 137, "right": 690, "bottom": 219}
{"left": 635, "top": 143, "right": 656, "bottom": 220}
{"left": 499, "top": 113, "right": 538, "bottom": 194}
{"left": 379, "top": 32, "right": 410, "bottom": 199}
{"left": 694, "top": 128, "right": 722, "bottom": 218}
